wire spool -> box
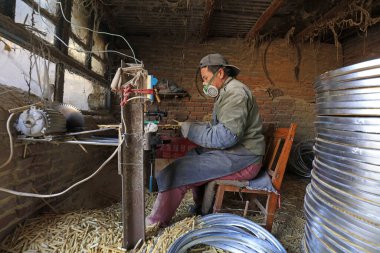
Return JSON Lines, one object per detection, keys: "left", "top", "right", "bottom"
{"left": 289, "top": 139, "right": 315, "bottom": 177}
{"left": 168, "top": 213, "right": 286, "bottom": 253}
{"left": 15, "top": 107, "right": 67, "bottom": 137}
{"left": 303, "top": 59, "right": 380, "bottom": 253}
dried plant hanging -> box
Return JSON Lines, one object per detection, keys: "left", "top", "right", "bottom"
{"left": 303, "top": 0, "right": 380, "bottom": 60}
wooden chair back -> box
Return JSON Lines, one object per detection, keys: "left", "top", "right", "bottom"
{"left": 263, "top": 123, "right": 297, "bottom": 190}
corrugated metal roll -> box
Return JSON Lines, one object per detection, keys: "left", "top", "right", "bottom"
{"left": 303, "top": 59, "right": 380, "bottom": 253}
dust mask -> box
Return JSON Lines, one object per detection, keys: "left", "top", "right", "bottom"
{"left": 202, "top": 71, "right": 219, "bottom": 98}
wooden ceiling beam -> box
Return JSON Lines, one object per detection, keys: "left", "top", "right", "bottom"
{"left": 245, "top": 0, "right": 284, "bottom": 40}
{"left": 22, "top": 0, "right": 58, "bottom": 24}
{"left": 296, "top": 0, "right": 354, "bottom": 42}
{"left": 200, "top": 0, "right": 216, "bottom": 43}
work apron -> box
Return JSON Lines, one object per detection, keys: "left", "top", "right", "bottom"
{"left": 156, "top": 144, "right": 262, "bottom": 192}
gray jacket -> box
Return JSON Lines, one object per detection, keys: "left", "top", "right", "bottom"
{"left": 157, "top": 78, "right": 265, "bottom": 191}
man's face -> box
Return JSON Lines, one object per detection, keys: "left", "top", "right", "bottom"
{"left": 200, "top": 67, "right": 224, "bottom": 89}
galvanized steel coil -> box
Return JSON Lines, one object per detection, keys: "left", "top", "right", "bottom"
{"left": 303, "top": 59, "right": 380, "bottom": 253}
{"left": 168, "top": 213, "right": 286, "bottom": 253}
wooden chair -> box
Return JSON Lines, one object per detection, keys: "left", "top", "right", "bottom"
{"left": 212, "top": 123, "right": 297, "bottom": 232}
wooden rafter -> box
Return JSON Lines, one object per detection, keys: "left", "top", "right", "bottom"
{"left": 200, "top": 0, "right": 216, "bottom": 43}
{"left": 296, "top": 0, "right": 355, "bottom": 42}
{"left": 245, "top": 0, "right": 284, "bottom": 40}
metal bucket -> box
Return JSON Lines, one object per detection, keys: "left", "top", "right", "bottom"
{"left": 303, "top": 59, "right": 380, "bottom": 253}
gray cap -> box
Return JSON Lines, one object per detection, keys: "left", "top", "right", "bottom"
{"left": 199, "top": 53, "right": 240, "bottom": 77}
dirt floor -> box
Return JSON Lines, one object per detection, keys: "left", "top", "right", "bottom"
{"left": 0, "top": 172, "right": 310, "bottom": 253}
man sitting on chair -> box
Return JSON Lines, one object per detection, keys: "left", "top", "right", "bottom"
{"left": 146, "top": 53, "right": 266, "bottom": 227}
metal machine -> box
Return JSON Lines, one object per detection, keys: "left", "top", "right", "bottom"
{"left": 15, "top": 103, "right": 85, "bottom": 137}
{"left": 15, "top": 107, "right": 67, "bottom": 137}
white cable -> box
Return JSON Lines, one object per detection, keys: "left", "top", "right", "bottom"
{"left": 0, "top": 137, "right": 124, "bottom": 198}
{"left": 120, "top": 96, "right": 149, "bottom": 131}
{"left": 36, "top": 0, "right": 141, "bottom": 63}
{"left": 126, "top": 96, "right": 150, "bottom": 103}
{"left": 0, "top": 113, "right": 15, "bottom": 169}
{"left": 55, "top": 1, "right": 139, "bottom": 63}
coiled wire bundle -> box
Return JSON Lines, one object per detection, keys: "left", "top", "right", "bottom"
{"left": 303, "top": 59, "right": 380, "bottom": 253}
{"left": 168, "top": 213, "right": 286, "bottom": 253}
{"left": 289, "top": 139, "right": 315, "bottom": 177}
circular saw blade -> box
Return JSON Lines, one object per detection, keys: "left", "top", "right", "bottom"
{"left": 53, "top": 103, "right": 84, "bottom": 131}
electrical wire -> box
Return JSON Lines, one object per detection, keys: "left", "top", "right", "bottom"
{"left": 288, "top": 139, "right": 315, "bottom": 178}
{"left": 36, "top": 0, "right": 141, "bottom": 63}
{"left": 194, "top": 68, "right": 207, "bottom": 99}
{"left": 0, "top": 136, "right": 124, "bottom": 198}
{"left": 55, "top": 1, "right": 138, "bottom": 63}
{"left": 168, "top": 213, "right": 286, "bottom": 253}
{"left": 0, "top": 113, "right": 16, "bottom": 169}
{"left": 126, "top": 96, "right": 150, "bottom": 103}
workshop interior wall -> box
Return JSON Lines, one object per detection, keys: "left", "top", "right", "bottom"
{"left": 342, "top": 23, "right": 380, "bottom": 66}
{"left": 0, "top": 85, "right": 119, "bottom": 241}
{"left": 115, "top": 37, "right": 342, "bottom": 142}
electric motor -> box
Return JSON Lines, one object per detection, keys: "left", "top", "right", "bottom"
{"left": 15, "top": 107, "right": 67, "bottom": 137}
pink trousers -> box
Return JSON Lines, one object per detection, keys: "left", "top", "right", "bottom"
{"left": 146, "top": 162, "right": 262, "bottom": 226}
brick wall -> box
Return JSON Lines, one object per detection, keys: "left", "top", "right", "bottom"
{"left": 343, "top": 23, "right": 380, "bottom": 66}
{"left": 0, "top": 85, "right": 116, "bottom": 241}
{"left": 115, "top": 37, "right": 342, "bottom": 142}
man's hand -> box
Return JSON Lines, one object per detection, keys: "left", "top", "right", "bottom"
{"left": 173, "top": 120, "right": 191, "bottom": 138}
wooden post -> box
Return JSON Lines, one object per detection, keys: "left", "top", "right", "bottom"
{"left": 85, "top": 10, "right": 95, "bottom": 70}
{"left": 121, "top": 102, "right": 145, "bottom": 249}
{"left": 54, "top": 0, "right": 72, "bottom": 102}
{"left": 245, "top": 0, "right": 284, "bottom": 40}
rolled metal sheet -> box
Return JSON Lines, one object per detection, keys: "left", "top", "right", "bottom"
{"left": 315, "top": 153, "right": 380, "bottom": 184}
{"left": 310, "top": 171, "right": 380, "bottom": 224}
{"left": 315, "top": 67, "right": 380, "bottom": 88}
{"left": 314, "top": 77, "right": 380, "bottom": 93}
{"left": 316, "top": 87, "right": 380, "bottom": 100}
{"left": 305, "top": 189, "right": 380, "bottom": 252}
{"left": 308, "top": 178, "right": 380, "bottom": 234}
{"left": 315, "top": 116, "right": 380, "bottom": 133}
{"left": 315, "top": 139, "right": 380, "bottom": 164}
{"left": 314, "top": 159, "right": 380, "bottom": 195}
{"left": 316, "top": 128, "right": 380, "bottom": 149}
{"left": 312, "top": 164, "right": 380, "bottom": 207}
{"left": 317, "top": 101, "right": 380, "bottom": 109}
{"left": 316, "top": 108, "right": 380, "bottom": 116}
{"left": 316, "top": 58, "right": 380, "bottom": 81}
{"left": 316, "top": 115, "right": 380, "bottom": 125}
{"left": 303, "top": 58, "right": 380, "bottom": 253}
{"left": 316, "top": 151, "right": 380, "bottom": 178}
